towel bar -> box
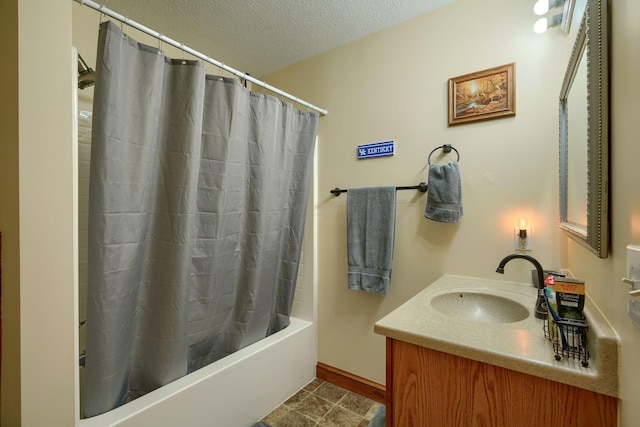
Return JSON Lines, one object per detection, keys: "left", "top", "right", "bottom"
{"left": 330, "top": 182, "right": 428, "bottom": 196}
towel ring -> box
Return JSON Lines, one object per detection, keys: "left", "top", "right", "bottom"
{"left": 428, "top": 144, "right": 460, "bottom": 165}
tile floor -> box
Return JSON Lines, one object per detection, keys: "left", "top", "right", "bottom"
{"left": 260, "top": 378, "right": 382, "bottom": 427}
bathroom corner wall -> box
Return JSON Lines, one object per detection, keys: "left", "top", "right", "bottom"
{"left": 264, "top": 0, "right": 572, "bottom": 385}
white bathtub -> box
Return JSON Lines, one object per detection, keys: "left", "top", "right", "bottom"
{"left": 80, "top": 317, "right": 316, "bottom": 427}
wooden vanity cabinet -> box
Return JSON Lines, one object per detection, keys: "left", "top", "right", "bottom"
{"left": 386, "top": 338, "right": 617, "bottom": 427}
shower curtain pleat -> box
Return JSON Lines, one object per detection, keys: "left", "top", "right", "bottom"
{"left": 84, "top": 21, "right": 318, "bottom": 418}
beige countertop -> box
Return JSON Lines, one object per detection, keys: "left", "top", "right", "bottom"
{"left": 374, "top": 274, "right": 619, "bottom": 397}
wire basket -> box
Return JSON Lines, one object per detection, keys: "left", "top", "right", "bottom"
{"left": 543, "top": 317, "right": 590, "bottom": 367}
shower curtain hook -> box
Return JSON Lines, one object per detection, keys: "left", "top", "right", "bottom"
{"left": 98, "top": 5, "right": 106, "bottom": 24}
{"left": 120, "top": 17, "right": 129, "bottom": 38}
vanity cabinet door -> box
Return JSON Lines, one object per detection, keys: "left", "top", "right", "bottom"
{"left": 386, "top": 338, "right": 617, "bottom": 427}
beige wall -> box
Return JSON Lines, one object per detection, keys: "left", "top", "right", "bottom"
{"left": 266, "top": 0, "right": 640, "bottom": 425}
{"left": 0, "top": 0, "right": 78, "bottom": 425}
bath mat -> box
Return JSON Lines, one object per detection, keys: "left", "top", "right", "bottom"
{"left": 368, "top": 405, "right": 386, "bottom": 427}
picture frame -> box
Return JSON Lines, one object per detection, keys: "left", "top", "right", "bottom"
{"left": 448, "top": 63, "right": 516, "bottom": 126}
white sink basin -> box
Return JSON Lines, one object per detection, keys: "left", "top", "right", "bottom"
{"left": 430, "top": 291, "right": 530, "bottom": 324}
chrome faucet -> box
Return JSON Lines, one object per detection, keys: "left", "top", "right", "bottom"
{"left": 496, "top": 254, "right": 547, "bottom": 319}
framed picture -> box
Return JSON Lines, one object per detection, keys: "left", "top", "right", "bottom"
{"left": 448, "top": 63, "right": 516, "bottom": 126}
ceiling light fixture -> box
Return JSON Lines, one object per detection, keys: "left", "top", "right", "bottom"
{"left": 533, "top": 0, "right": 564, "bottom": 16}
{"left": 532, "top": 0, "right": 574, "bottom": 34}
{"left": 533, "top": 13, "right": 563, "bottom": 34}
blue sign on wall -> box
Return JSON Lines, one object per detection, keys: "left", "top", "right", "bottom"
{"left": 357, "top": 141, "right": 395, "bottom": 159}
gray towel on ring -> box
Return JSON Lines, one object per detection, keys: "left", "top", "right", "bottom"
{"left": 424, "top": 161, "right": 462, "bottom": 223}
{"left": 347, "top": 187, "right": 396, "bottom": 295}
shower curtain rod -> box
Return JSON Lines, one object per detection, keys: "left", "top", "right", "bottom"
{"left": 73, "top": 0, "right": 328, "bottom": 116}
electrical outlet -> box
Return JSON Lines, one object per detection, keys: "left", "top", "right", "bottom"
{"left": 514, "top": 227, "right": 532, "bottom": 251}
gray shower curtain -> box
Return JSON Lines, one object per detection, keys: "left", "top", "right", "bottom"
{"left": 84, "top": 21, "right": 318, "bottom": 418}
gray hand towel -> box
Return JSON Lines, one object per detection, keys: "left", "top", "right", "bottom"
{"left": 424, "top": 161, "right": 463, "bottom": 223}
{"left": 347, "top": 187, "right": 396, "bottom": 295}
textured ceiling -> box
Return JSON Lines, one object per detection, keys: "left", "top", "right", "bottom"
{"left": 97, "top": 0, "right": 456, "bottom": 77}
